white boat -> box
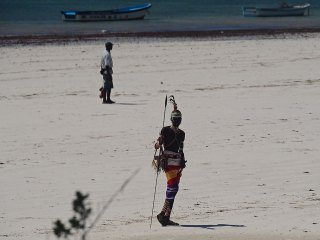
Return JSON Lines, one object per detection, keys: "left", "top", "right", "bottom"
{"left": 242, "top": 3, "right": 310, "bottom": 17}
{"left": 61, "top": 3, "right": 152, "bottom": 21}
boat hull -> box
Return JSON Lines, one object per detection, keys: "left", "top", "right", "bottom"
{"left": 243, "top": 3, "right": 310, "bottom": 17}
{"left": 61, "top": 3, "right": 151, "bottom": 21}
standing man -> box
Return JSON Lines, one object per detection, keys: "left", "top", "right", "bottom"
{"left": 100, "top": 42, "right": 115, "bottom": 104}
{"left": 154, "top": 97, "right": 186, "bottom": 226}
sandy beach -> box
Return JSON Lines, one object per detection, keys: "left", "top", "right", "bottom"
{"left": 0, "top": 33, "right": 320, "bottom": 240}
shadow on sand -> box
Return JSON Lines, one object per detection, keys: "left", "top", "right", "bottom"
{"left": 115, "top": 102, "right": 142, "bottom": 106}
{"left": 180, "top": 224, "right": 246, "bottom": 230}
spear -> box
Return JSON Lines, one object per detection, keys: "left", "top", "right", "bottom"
{"left": 150, "top": 95, "right": 167, "bottom": 229}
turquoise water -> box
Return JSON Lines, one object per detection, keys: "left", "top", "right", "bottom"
{"left": 0, "top": 0, "right": 320, "bottom": 36}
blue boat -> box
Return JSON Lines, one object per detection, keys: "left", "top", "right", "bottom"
{"left": 243, "top": 3, "right": 310, "bottom": 17}
{"left": 61, "top": 3, "right": 152, "bottom": 21}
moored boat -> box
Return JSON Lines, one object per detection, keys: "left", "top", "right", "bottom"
{"left": 61, "top": 3, "right": 152, "bottom": 21}
{"left": 242, "top": 3, "right": 310, "bottom": 17}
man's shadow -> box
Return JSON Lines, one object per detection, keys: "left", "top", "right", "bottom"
{"left": 180, "top": 223, "right": 246, "bottom": 230}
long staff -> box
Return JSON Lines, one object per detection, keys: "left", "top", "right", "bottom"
{"left": 150, "top": 95, "right": 167, "bottom": 229}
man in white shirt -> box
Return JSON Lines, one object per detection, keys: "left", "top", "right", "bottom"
{"left": 100, "top": 42, "right": 115, "bottom": 104}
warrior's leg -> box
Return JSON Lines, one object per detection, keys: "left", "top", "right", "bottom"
{"left": 164, "top": 184, "right": 179, "bottom": 217}
{"left": 157, "top": 184, "right": 179, "bottom": 226}
{"left": 160, "top": 199, "right": 174, "bottom": 217}
{"left": 157, "top": 167, "right": 182, "bottom": 226}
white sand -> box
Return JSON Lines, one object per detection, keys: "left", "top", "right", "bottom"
{"left": 0, "top": 34, "right": 320, "bottom": 240}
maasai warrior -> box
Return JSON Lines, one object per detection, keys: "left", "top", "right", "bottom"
{"left": 154, "top": 97, "right": 186, "bottom": 226}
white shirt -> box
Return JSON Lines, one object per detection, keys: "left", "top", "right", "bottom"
{"left": 101, "top": 49, "right": 113, "bottom": 74}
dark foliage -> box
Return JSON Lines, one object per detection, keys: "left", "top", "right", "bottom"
{"left": 53, "top": 191, "right": 91, "bottom": 239}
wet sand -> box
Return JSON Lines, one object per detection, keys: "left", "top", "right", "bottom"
{"left": 1, "top": 27, "right": 320, "bottom": 45}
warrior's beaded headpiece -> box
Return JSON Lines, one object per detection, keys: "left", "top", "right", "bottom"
{"left": 169, "top": 96, "right": 182, "bottom": 128}
{"left": 169, "top": 95, "right": 182, "bottom": 119}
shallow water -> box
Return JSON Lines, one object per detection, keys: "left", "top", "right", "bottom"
{"left": 0, "top": 0, "right": 319, "bottom": 36}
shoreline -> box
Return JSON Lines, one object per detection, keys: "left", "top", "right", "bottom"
{"left": 1, "top": 27, "right": 320, "bottom": 45}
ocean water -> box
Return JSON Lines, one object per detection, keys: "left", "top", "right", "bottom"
{"left": 0, "top": 0, "right": 320, "bottom": 36}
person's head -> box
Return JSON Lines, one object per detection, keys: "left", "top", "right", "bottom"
{"left": 105, "top": 42, "right": 113, "bottom": 51}
{"left": 171, "top": 110, "right": 182, "bottom": 127}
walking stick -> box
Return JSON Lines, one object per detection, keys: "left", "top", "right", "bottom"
{"left": 150, "top": 95, "right": 167, "bottom": 229}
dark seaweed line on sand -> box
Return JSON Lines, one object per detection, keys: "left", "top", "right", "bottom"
{"left": 1, "top": 28, "right": 320, "bottom": 45}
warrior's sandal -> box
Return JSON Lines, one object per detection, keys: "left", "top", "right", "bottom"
{"left": 157, "top": 213, "right": 179, "bottom": 227}
{"left": 157, "top": 213, "right": 168, "bottom": 226}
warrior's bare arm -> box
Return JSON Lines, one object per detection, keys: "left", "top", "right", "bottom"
{"left": 154, "top": 135, "right": 163, "bottom": 149}
{"left": 178, "top": 141, "right": 184, "bottom": 159}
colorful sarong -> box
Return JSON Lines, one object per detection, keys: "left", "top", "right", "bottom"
{"left": 165, "top": 165, "right": 182, "bottom": 200}
{"left": 161, "top": 165, "right": 182, "bottom": 216}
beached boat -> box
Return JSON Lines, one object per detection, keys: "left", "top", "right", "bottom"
{"left": 242, "top": 3, "right": 310, "bottom": 17}
{"left": 61, "top": 3, "right": 152, "bottom": 21}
